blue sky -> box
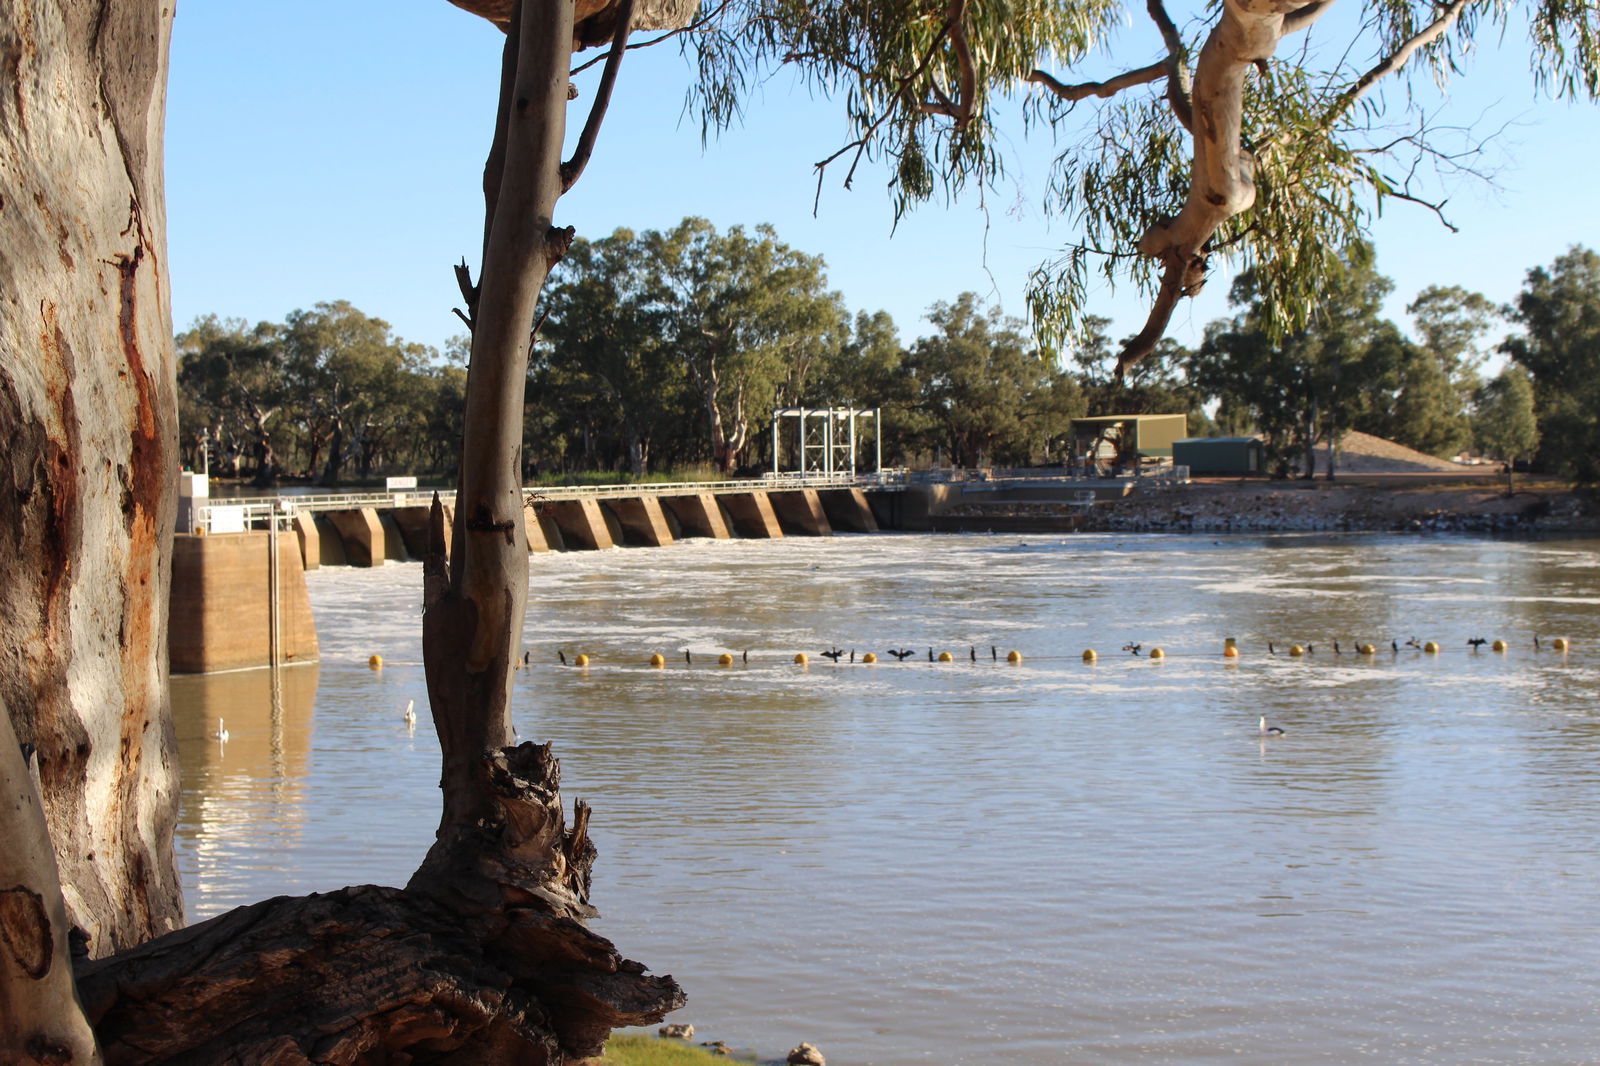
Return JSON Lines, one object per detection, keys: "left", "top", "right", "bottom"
{"left": 165, "top": 1, "right": 1597, "bottom": 362}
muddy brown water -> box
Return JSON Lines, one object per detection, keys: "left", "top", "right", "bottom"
{"left": 174, "top": 532, "right": 1600, "bottom": 1065}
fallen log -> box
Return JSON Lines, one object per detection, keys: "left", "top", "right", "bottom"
{"left": 76, "top": 742, "right": 684, "bottom": 1064}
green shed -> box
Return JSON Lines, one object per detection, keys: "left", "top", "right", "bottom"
{"left": 1172, "top": 437, "right": 1265, "bottom": 475}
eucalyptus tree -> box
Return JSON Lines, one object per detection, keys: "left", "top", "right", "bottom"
{"left": 539, "top": 228, "right": 689, "bottom": 474}
{"left": 1473, "top": 366, "right": 1540, "bottom": 492}
{"left": 176, "top": 315, "right": 289, "bottom": 483}
{"left": 279, "top": 301, "right": 434, "bottom": 484}
{"left": 1502, "top": 245, "right": 1600, "bottom": 483}
{"left": 908, "top": 293, "right": 1083, "bottom": 466}
{"left": 693, "top": 0, "right": 1600, "bottom": 374}
{"left": 645, "top": 218, "right": 850, "bottom": 472}
{"left": 1192, "top": 246, "right": 1402, "bottom": 476}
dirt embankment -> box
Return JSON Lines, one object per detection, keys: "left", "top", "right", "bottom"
{"left": 1092, "top": 479, "right": 1593, "bottom": 533}
{"left": 1094, "top": 432, "right": 1594, "bottom": 534}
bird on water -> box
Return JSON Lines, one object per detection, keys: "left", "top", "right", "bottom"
{"left": 210, "top": 717, "right": 229, "bottom": 742}
{"left": 1259, "top": 716, "right": 1285, "bottom": 737}
{"left": 403, "top": 700, "right": 416, "bottom": 726}
{"left": 888, "top": 649, "right": 915, "bottom": 660}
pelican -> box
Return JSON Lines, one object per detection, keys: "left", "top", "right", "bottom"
{"left": 1259, "top": 716, "right": 1285, "bottom": 737}
{"left": 209, "top": 717, "right": 229, "bottom": 742}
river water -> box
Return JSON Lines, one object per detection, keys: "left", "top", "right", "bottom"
{"left": 171, "top": 532, "right": 1600, "bottom": 1065}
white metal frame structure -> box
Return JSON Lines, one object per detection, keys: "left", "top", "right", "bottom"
{"left": 771, "top": 407, "right": 882, "bottom": 477}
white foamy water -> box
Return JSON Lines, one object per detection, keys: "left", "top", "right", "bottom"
{"left": 173, "top": 532, "right": 1600, "bottom": 1065}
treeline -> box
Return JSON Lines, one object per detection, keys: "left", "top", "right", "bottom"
{"left": 177, "top": 221, "right": 1600, "bottom": 485}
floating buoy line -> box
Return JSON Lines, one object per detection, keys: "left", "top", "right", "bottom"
{"left": 361, "top": 638, "right": 1575, "bottom": 673}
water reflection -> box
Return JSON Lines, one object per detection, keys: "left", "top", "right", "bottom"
{"left": 171, "top": 664, "right": 319, "bottom": 919}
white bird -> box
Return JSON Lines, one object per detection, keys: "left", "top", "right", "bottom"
{"left": 209, "top": 717, "right": 229, "bottom": 742}
{"left": 1259, "top": 716, "right": 1284, "bottom": 737}
{"left": 403, "top": 699, "right": 416, "bottom": 726}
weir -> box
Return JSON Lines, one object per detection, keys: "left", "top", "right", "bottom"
{"left": 168, "top": 469, "right": 1188, "bottom": 673}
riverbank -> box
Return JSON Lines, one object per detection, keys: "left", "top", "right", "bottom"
{"left": 1088, "top": 476, "right": 1596, "bottom": 533}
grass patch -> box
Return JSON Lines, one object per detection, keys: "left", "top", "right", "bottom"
{"left": 592, "top": 1033, "right": 754, "bottom": 1066}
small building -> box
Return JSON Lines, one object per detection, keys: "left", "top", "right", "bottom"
{"left": 1069, "top": 414, "right": 1188, "bottom": 468}
{"left": 1173, "top": 436, "right": 1265, "bottom": 476}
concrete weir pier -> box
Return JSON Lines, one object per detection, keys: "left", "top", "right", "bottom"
{"left": 169, "top": 532, "right": 319, "bottom": 674}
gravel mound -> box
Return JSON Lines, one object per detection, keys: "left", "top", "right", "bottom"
{"left": 1312, "top": 431, "right": 1462, "bottom": 474}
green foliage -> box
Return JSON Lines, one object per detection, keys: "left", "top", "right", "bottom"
{"left": 176, "top": 303, "right": 457, "bottom": 485}
{"left": 1502, "top": 244, "right": 1600, "bottom": 483}
{"left": 905, "top": 293, "right": 1083, "bottom": 466}
{"left": 1190, "top": 244, "right": 1408, "bottom": 477}
{"left": 1473, "top": 366, "right": 1540, "bottom": 468}
{"left": 533, "top": 219, "right": 852, "bottom": 474}
{"left": 687, "top": 0, "right": 1600, "bottom": 360}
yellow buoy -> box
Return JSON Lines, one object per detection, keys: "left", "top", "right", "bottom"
{"left": 367, "top": 654, "right": 383, "bottom": 670}
{"left": 649, "top": 653, "right": 665, "bottom": 668}
{"left": 1288, "top": 644, "right": 1304, "bottom": 657}
{"left": 1082, "top": 649, "right": 1098, "bottom": 663}
{"left": 1223, "top": 645, "right": 1239, "bottom": 658}
{"left": 1149, "top": 647, "right": 1164, "bottom": 660}
{"left": 1552, "top": 637, "right": 1570, "bottom": 652}
{"left": 862, "top": 652, "right": 878, "bottom": 664}
{"left": 938, "top": 651, "right": 954, "bottom": 663}
{"left": 1423, "top": 641, "right": 1440, "bottom": 654}
{"left": 574, "top": 653, "right": 590, "bottom": 667}
{"left": 718, "top": 652, "right": 734, "bottom": 666}
{"left": 1006, "top": 650, "right": 1022, "bottom": 664}
{"left": 1224, "top": 637, "right": 1238, "bottom": 651}
{"left": 1358, "top": 643, "right": 1376, "bottom": 655}
{"left": 793, "top": 652, "right": 809, "bottom": 664}
{"left": 1492, "top": 639, "right": 1507, "bottom": 653}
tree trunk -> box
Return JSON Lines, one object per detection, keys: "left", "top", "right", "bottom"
{"left": 0, "top": 0, "right": 183, "bottom": 959}
{"left": 5, "top": 0, "right": 684, "bottom": 1057}
{"left": 1, "top": 698, "right": 101, "bottom": 1066}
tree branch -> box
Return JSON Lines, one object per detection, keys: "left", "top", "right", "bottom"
{"left": 1027, "top": 62, "right": 1166, "bottom": 103}
{"left": 561, "top": 0, "right": 637, "bottom": 192}
{"left": 917, "top": 0, "right": 976, "bottom": 126}
{"left": 1283, "top": 0, "right": 1336, "bottom": 34}
{"left": 481, "top": 0, "right": 522, "bottom": 263}
{"left": 1325, "top": 0, "right": 1472, "bottom": 125}
{"left": 1146, "top": 0, "right": 1195, "bottom": 132}
{"left": 569, "top": 0, "right": 735, "bottom": 77}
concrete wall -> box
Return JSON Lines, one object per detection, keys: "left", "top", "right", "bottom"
{"left": 769, "top": 489, "right": 834, "bottom": 536}
{"left": 292, "top": 512, "right": 319, "bottom": 570}
{"left": 606, "top": 497, "right": 675, "bottom": 547}
{"left": 324, "top": 508, "right": 386, "bottom": 567}
{"left": 546, "top": 498, "right": 614, "bottom": 550}
{"left": 819, "top": 488, "right": 879, "bottom": 533}
{"left": 170, "top": 532, "right": 320, "bottom": 674}
{"left": 718, "top": 491, "right": 784, "bottom": 538}
{"left": 660, "top": 494, "right": 730, "bottom": 539}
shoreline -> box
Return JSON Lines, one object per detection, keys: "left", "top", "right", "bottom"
{"left": 933, "top": 476, "right": 1598, "bottom": 536}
